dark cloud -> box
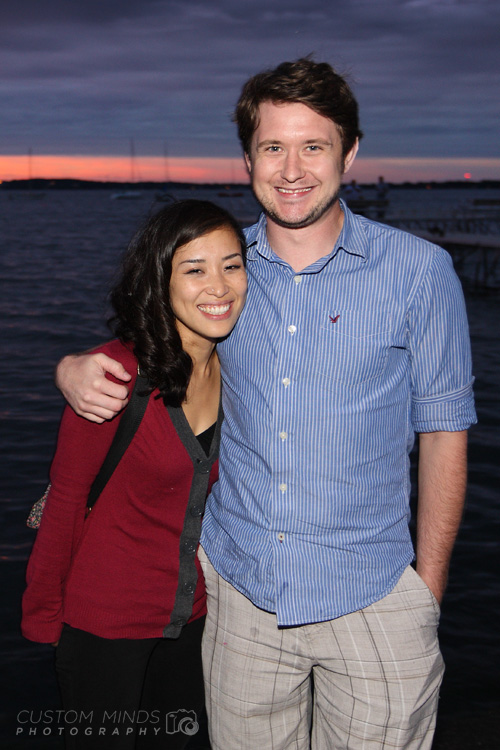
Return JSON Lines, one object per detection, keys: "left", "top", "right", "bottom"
{"left": 0, "top": 0, "right": 498, "bottom": 159}
{"left": 0, "top": 0, "right": 164, "bottom": 26}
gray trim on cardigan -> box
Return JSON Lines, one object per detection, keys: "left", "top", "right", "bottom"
{"left": 162, "top": 398, "right": 223, "bottom": 639}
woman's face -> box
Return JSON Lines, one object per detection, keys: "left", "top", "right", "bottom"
{"left": 169, "top": 226, "right": 247, "bottom": 348}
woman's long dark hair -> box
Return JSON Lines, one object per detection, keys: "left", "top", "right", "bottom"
{"left": 109, "top": 199, "right": 246, "bottom": 407}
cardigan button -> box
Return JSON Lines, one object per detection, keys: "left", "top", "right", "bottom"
{"left": 190, "top": 505, "right": 203, "bottom": 517}
{"left": 183, "top": 581, "right": 196, "bottom": 594}
{"left": 196, "top": 458, "right": 210, "bottom": 474}
{"left": 183, "top": 540, "right": 197, "bottom": 554}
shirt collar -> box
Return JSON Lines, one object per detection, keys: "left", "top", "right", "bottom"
{"left": 244, "top": 200, "right": 371, "bottom": 270}
{"left": 338, "top": 199, "right": 371, "bottom": 261}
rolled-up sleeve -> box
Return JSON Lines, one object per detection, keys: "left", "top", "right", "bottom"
{"left": 408, "top": 247, "right": 477, "bottom": 433}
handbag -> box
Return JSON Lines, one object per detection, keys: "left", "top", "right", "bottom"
{"left": 26, "top": 371, "right": 150, "bottom": 529}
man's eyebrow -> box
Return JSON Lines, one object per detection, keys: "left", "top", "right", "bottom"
{"left": 304, "top": 138, "right": 333, "bottom": 146}
{"left": 257, "top": 139, "right": 284, "bottom": 147}
{"left": 256, "top": 138, "right": 333, "bottom": 148}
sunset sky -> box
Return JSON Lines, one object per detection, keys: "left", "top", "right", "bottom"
{"left": 1, "top": 0, "right": 499, "bottom": 184}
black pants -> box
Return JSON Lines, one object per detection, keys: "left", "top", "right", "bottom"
{"left": 55, "top": 618, "right": 210, "bottom": 749}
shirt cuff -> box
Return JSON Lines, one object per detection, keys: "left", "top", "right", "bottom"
{"left": 412, "top": 380, "right": 477, "bottom": 433}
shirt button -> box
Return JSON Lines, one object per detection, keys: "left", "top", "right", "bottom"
{"left": 288, "top": 325, "right": 296, "bottom": 335}
{"left": 279, "top": 483, "right": 287, "bottom": 492}
{"left": 282, "top": 377, "right": 291, "bottom": 387}
{"left": 294, "top": 275, "right": 302, "bottom": 284}
{"left": 279, "top": 431, "right": 288, "bottom": 441}
{"left": 278, "top": 533, "right": 285, "bottom": 542}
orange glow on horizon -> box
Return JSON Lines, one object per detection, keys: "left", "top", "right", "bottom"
{"left": 0, "top": 155, "right": 250, "bottom": 184}
{"left": 0, "top": 154, "right": 499, "bottom": 184}
{"left": 348, "top": 158, "right": 500, "bottom": 184}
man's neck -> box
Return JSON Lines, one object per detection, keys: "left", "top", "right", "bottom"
{"left": 265, "top": 202, "right": 345, "bottom": 272}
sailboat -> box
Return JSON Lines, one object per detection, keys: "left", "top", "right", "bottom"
{"left": 218, "top": 159, "right": 243, "bottom": 197}
{"left": 111, "top": 139, "right": 143, "bottom": 200}
{"left": 25, "top": 148, "right": 45, "bottom": 199}
{"left": 155, "top": 141, "right": 177, "bottom": 204}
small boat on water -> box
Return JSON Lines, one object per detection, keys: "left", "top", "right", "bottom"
{"left": 218, "top": 186, "right": 244, "bottom": 198}
{"left": 154, "top": 191, "right": 177, "bottom": 204}
{"left": 343, "top": 197, "right": 389, "bottom": 219}
{"left": 110, "top": 190, "right": 143, "bottom": 200}
{"left": 342, "top": 177, "right": 390, "bottom": 218}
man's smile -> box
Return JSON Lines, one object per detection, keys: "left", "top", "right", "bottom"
{"left": 275, "top": 187, "right": 314, "bottom": 195}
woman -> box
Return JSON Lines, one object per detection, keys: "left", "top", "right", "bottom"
{"left": 22, "top": 200, "right": 247, "bottom": 749}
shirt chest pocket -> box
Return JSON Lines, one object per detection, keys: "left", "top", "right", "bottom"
{"left": 316, "top": 309, "right": 392, "bottom": 386}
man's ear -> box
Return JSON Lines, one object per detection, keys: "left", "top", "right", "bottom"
{"left": 244, "top": 152, "right": 252, "bottom": 174}
{"left": 343, "top": 139, "right": 359, "bottom": 175}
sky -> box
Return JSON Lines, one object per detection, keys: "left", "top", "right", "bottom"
{"left": 1, "top": 0, "right": 499, "bottom": 184}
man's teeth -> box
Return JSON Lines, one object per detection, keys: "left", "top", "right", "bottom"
{"left": 277, "top": 187, "right": 313, "bottom": 194}
{"left": 198, "top": 304, "right": 231, "bottom": 315}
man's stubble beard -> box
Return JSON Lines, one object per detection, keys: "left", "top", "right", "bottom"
{"left": 253, "top": 186, "right": 341, "bottom": 230}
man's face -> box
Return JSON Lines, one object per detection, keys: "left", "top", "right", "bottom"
{"left": 245, "top": 101, "right": 358, "bottom": 230}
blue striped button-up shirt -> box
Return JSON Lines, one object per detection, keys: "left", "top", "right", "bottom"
{"left": 201, "top": 204, "right": 477, "bottom": 626}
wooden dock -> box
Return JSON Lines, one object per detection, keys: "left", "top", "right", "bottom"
{"left": 386, "top": 216, "right": 500, "bottom": 288}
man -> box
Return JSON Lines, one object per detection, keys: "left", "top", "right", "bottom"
{"left": 57, "top": 58, "right": 476, "bottom": 749}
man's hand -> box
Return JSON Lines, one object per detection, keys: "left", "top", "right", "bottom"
{"left": 55, "top": 353, "right": 132, "bottom": 423}
{"left": 416, "top": 430, "right": 468, "bottom": 605}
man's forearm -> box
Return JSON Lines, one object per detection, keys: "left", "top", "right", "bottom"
{"left": 416, "top": 430, "right": 468, "bottom": 604}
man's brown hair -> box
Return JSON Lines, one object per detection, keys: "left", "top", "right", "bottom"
{"left": 234, "top": 57, "right": 363, "bottom": 161}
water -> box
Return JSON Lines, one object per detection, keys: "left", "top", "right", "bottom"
{"left": 1, "top": 187, "right": 499, "bottom": 748}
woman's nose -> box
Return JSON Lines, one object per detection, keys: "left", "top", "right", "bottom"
{"left": 207, "top": 275, "right": 229, "bottom": 296}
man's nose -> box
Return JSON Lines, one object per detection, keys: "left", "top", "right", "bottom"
{"left": 281, "top": 151, "right": 305, "bottom": 182}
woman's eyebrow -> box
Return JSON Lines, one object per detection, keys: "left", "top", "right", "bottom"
{"left": 178, "top": 252, "right": 242, "bottom": 266}
{"left": 178, "top": 257, "right": 206, "bottom": 265}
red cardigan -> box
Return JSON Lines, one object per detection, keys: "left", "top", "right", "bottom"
{"left": 22, "top": 340, "right": 219, "bottom": 643}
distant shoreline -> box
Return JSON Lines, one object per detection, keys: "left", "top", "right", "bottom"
{"left": 1, "top": 178, "right": 500, "bottom": 191}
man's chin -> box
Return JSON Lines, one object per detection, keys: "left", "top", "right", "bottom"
{"left": 265, "top": 202, "right": 339, "bottom": 230}
{"left": 265, "top": 211, "right": 317, "bottom": 230}
{"left": 255, "top": 191, "right": 341, "bottom": 231}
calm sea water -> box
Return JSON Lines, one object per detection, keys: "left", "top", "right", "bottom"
{"left": 1, "top": 187, "right": 499, "bottom": 748}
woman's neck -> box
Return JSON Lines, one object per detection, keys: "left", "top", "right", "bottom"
{"left": 182, "top": 348, "right": 221, "bottom": 435}
{"left": 187, "top": 342, "right": 218, "bottom": 378}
